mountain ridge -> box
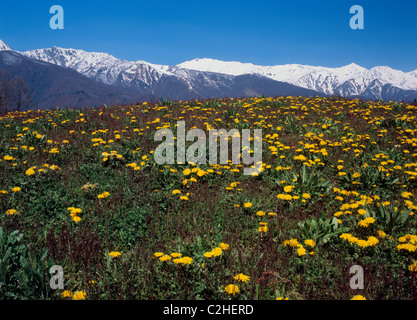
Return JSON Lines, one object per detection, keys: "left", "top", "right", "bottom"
{"left": 0, "top": 50, "right": 152, "bottom": 110}
{"left": 21, "top": 44, "right": 417, "bottom": 101}
{"left": 178, "top": 58, "right": 417, "bottom": 96}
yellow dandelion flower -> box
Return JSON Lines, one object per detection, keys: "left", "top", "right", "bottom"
{"left": 109, "top": 251, "right": 122, "bottom": 258}
{"left": 211, "top": 247, "right": 223, "bottom": 257}
{"left": 98, "top": 191, "right": 110, "bottom": 199}
{"left": 358, "top": 217, "right": 375, "bottom": 228}
{"left": 172, "top": 258, "right": 182, "bottom": 264}
{"left": 277, "top": 194, "right": 293, "bottom": 200}
{"left": 159, "top": 255, "right": 171, "bottom": 261}
{"left": 408, "top": 261, "right": 417, "bottom": 272}
{"left": 180, "top": 256, "right": 193, "bottom": 264}
{"left": 258, "top": 222, "right": 268, "bottom": 233}
{"left": 283, "top": 185, "right": 294, "bottom": 193}
{"left": 367, "top": 236, "right": 379, "bottom": 246}
{"left": 25, "top": 167, "right": 36, "bottom": 176}
{"left": 60, "top": 290, "right": 72, "bottom": 298}
{"left": 5, "top": 209, "right": 19, "bottom": 215}
{"left": 234, "top": 273, "right": 250, "bottom": 282}
{"left": 304, "top": 239, "right": 316, "bottom": 248}
{"left": 72, "top": 291, "right": 86, "bottom": 300}
{"left": 340, "top": 233, "right": 352, "bottom": 241}
{"left": 377, "top": 230, "right": 386, "bottom": 238}
{"left": 224, "top": 284, "right": 239, "bottom": 295}
{"left": 397, "top": 243, "right": 417, "bottom": 252}
{"left": 356, "top": 240, "right": 369, "bottom": 248}
{"left": 357, "top": 209, "right": 367, "bottom": 215}
{"left": 204, "top": 251, "right": 213, "bottom": 258}
{"left": 219, "top": 243, "right": 229, "bottom": 250}
{"left": 297, "top": 246, "right": 307, "bottom": 256}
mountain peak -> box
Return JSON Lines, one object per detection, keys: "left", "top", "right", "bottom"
{"left": 0, "top": 40, "right": 12, "bottom": 51}
{"left": 346, "top": 62, "right": 361, "bottom": 67}
{"left": 339, "top": 63, "right": 367, "bottom": 71}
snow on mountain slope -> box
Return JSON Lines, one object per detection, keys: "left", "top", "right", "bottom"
{"left": 368, "top": 66, "right": 417, "bottom": 90}
{"left": 0, "top": 40, "right": 12, "bottom": 51}
{"left": 23, "top": 47, "right": 135, "bottom": 85}
{"left": 406, "top": 70, "right": 417, "bottom": 80}
{"left": 178, "top": 58, "right": 264, "bottom": 76}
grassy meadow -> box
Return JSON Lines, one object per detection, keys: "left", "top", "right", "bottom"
{"left": 1, "top": 96, "right": 417, "bottom": 300}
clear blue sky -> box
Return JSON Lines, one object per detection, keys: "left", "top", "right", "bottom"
{"left": 1, "top": 0, "right": 416, "bottom": 71}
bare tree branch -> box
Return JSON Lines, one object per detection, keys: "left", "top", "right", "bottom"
{"left": 0, "top": 69, "right": 31, "bottom": 113}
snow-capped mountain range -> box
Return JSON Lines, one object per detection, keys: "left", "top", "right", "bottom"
{"left": 178, "top": 59, "right": 417, "bottom": 96}
{"left": 1, "top": 39, "right": 417, "bottom": 108}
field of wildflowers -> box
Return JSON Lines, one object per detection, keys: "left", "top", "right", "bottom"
{"left": 0, "top": 96, "right": 416, "bottom": 300}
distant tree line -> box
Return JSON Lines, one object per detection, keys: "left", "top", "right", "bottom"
{"left": 0, "top": 69, "right": 31, "bottom": 113}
